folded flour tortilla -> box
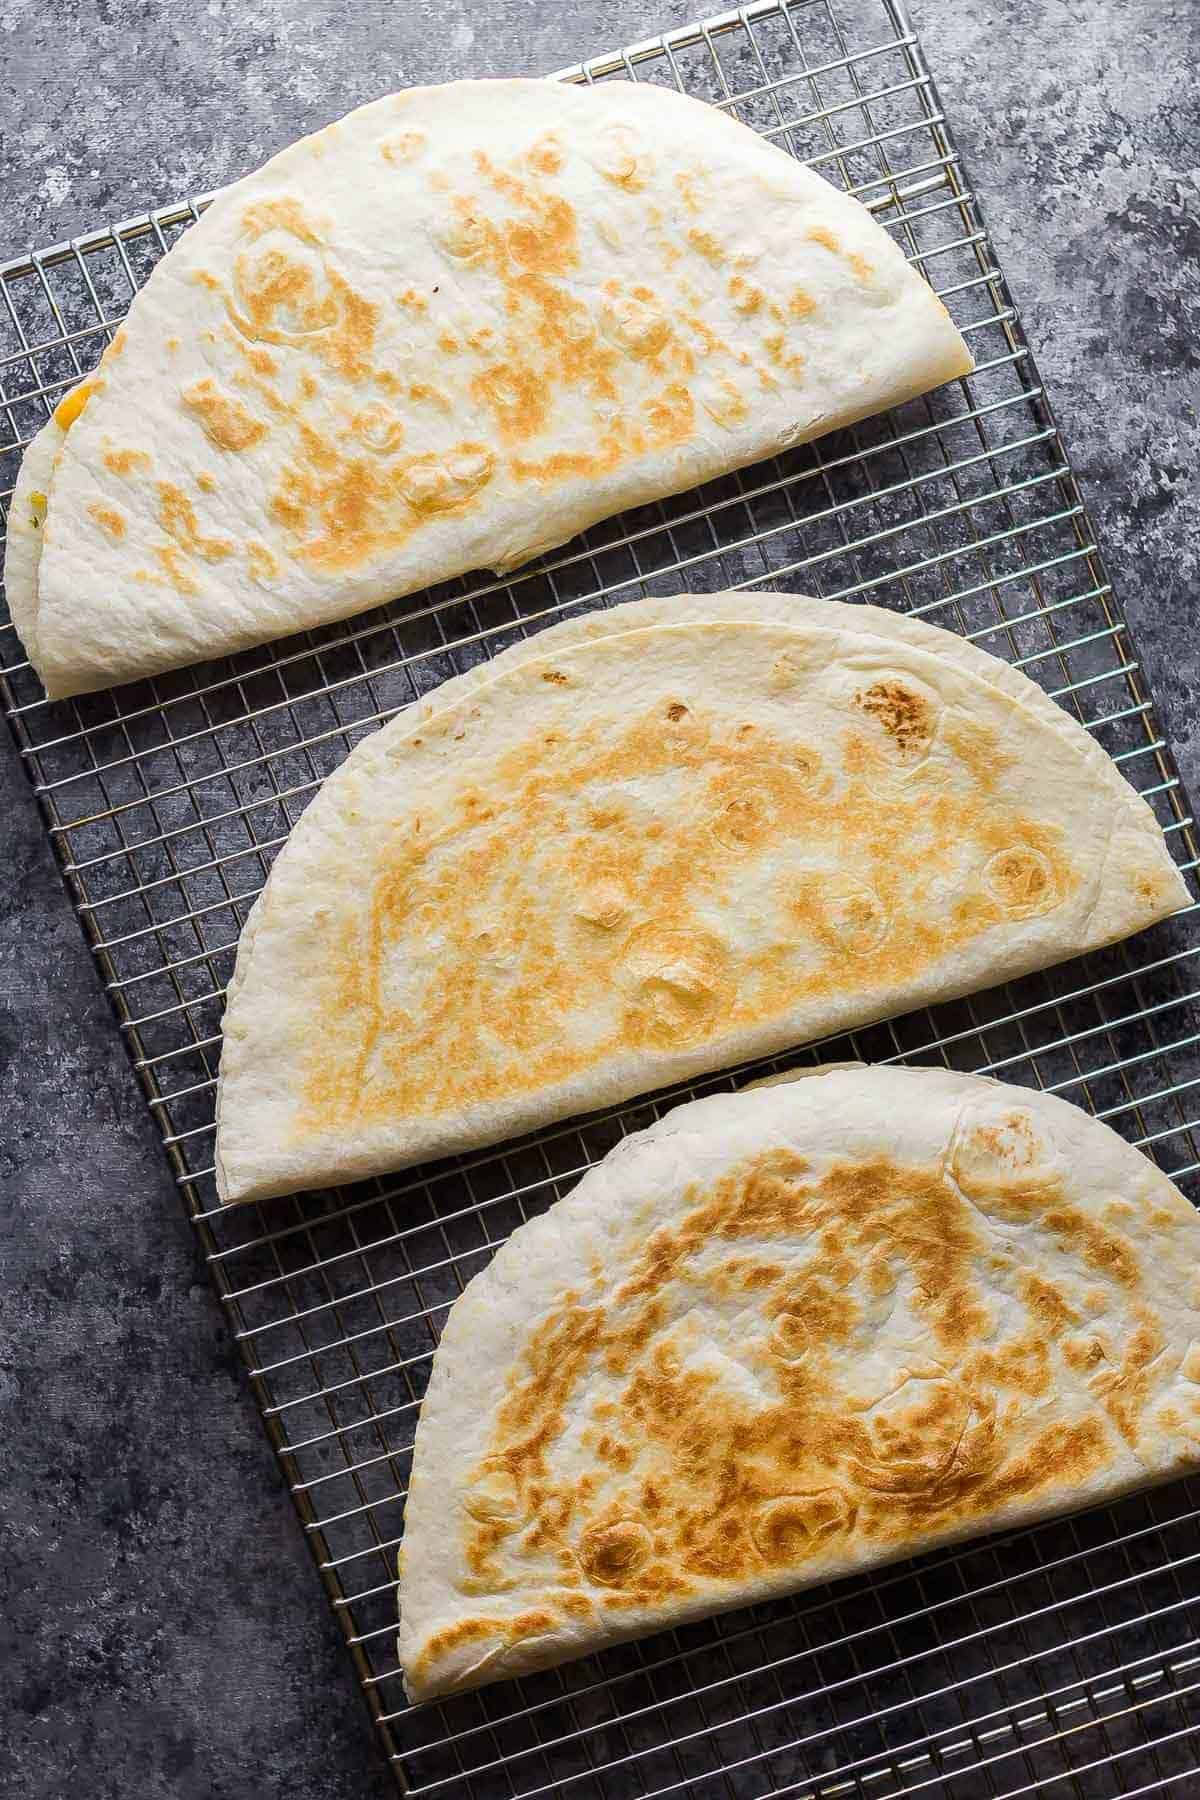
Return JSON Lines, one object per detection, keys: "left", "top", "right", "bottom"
{"left": 5, "top": 79, "right": 971, "bottom": 698}
{"left": 214, "top": 591, "right": 1188, "bottom": 1203}
{"left": 398, "top": 1064, "right": 1200, "bottom": 1700}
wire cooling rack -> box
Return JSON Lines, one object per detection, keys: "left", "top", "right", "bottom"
{"left": 3, "top": 0, "right": 1200, "bottom": 1793}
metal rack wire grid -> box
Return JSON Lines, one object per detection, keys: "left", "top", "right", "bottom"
{"left": 3, "top": 0, "right": 1199, "bottom": 1793}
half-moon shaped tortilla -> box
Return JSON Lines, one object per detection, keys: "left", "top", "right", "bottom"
{"left": 398, "top": 1064, "right": 1200, "bottom": 1701}
{"left": 5, "top": 79, "right": 971, "bottom": 699}
{"left": 214, "top": 591, "right": 1188, "bottom": 1204}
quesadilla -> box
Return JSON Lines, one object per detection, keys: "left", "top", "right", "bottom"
{"left": 214, "top": 591, "right": 1187, "bottom": 1204}
{"left": 4, "top": 79, "right": 971, "bottom": 699}
{"left": 398, "top": 1063, "right": 1200, "bottom": 1701}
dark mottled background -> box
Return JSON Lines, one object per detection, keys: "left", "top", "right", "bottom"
{"left": 1, "top": 1, "right": 1197, "bottom": 1795}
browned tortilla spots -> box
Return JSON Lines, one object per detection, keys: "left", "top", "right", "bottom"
{"left": 158, "top": 482, "right": 233, "bottom": 561}
{"left": 729, "top": 276, "right": 764, "bottom": 316}
{"left": 151, "top": 481, "right": 234, "bottom": 590}
{"left": 645, "top": 384, "right": 695, "bottom": 446}
{"left": 269, "top": 433, "right": 496, "bottom": 571}
{"left": 247, "top": 541, "right": 280, "bottom": 582}
{"left": 472, "top": 361, "right": 550, "bottom": 444}
{"left": 240, "top": 195, "right": 324, "bottom": 244}
{"left": 527, "top": 134, "right": 564, "bottom": 177}
{"left": 213, "top": 199, "right": 379, "bottom": 384}
{"left": 380, "top": 128, "right": 427, "bottom": 164}
{"left": 87, "top": 502, "right": 127, "bottom": 541}
{"left": 182, "top": 378, "right": 268, "bottom": 452}
{"left": 687, "top": 227, "right": 726, "bottom": 264}
{"left": 101, "top": 446, "right": 149, "bottom": 477}
{"left": 853, "top": 678, "right": 937, "bottom": 761}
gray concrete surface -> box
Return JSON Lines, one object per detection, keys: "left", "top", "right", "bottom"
{"left": 1, "top": 1, "right": 1197, "bottom": 1795}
